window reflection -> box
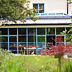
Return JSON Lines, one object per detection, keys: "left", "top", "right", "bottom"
{"left": 18, "top": 28, "right": 26, "bottom": 35}
{"left": 56, "top": 36, "right": 64, "bottom": 42}
{"left": 39, "top": 4, "right": 44, "bottom": 9}
{"left": 18, "top": 36, "right": 26, "bottom": 42}
{"left": 47, "top": 28, "right": 55, "bottom": 34}
{"left": 28, "top": 36, "right": 36, "bottom": 42}
{"left": 0, "top": 43, "right": 8, "bottom": 50}
{"left": 56, "top": 28, "right": 65, "bottom": 34}
{"left": 9, "top": 36, "right": 17, "bottom": 42}
{"left": 28, "top": 28, "right": 36, "bottom": 35}
{"left": 9, "top": 28, "right": 17, "bottom": 35}
{"left": 18, "top": 43, "right": 27, "bottom": 54}
{"left": 37, "top": 43, "right": 45, "bottom": 55}
{"left": 0, "top": 37, "right": 8, "bottom": 42}
{"left": 0, "top": 28, "right": 8, "bottom": 35}
{"left": 37, "top": 36, "right": 45, "bottom": 42}
{"left": 9, "top": 43, "right": 17, "bottom": 53}
{"left": 39, "top": 10, "right": 44, "bottom": 13}
{"left": 28, "top": 43, "right": 36, "bottom": 55}
{"left": 37, "top": 28, "right": 45, "bottom": 35}
{"left": 33, "top": 4, "right": 38, "bottom": 9}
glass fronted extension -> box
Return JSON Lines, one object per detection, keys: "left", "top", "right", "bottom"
{"left": 0, "top": 27, "right": 72, "bottom": 55}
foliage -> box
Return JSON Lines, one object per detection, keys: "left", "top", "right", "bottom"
{"left": 0, "top": 48, "right": 11, "bottom": 65}
{"left": 0, "top": 49, "right": 26, "bottom": 72}
{"left": 63, "top": 60, "right": 72, "bottom": 72}
{"left": 0, "top": 50, "right": 58, "bottom": 72}
{"left": 0, "top": 0, "right": 38, "bottom": 25}
{"left": 60, "top": 27, "right": 72, "bottom": 44}
{"left": 15, "top": 56, "right": 58, "bottom": 72}
{"left": 51, "top": 36, "right": 72, "bottom": 72}
{"left": 1, "top": 50, "right": 72, "bottom": 72}
{"left": 68, "top": 0, "right": 72, "bottom": 4}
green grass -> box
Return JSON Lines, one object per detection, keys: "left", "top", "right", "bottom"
{"left": 15, "top": 56, "right": 58, "bottom": 72}
{"left": 1, "top": 53, "right": 71, "bottom": 72}
{"left": 0, "top": 50, "right": 58, "bottom": 72}
{"left": 1, "top": 50, "right": 72, "bottom": 72}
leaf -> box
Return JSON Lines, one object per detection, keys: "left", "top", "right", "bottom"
{"left": 0, "top": 0, "right": 37, "bottom": 24}
{"left": 60, "top": 32, "right": 65, "bottom": 35}
{"left": 71, "top": 39, "right": 72, "bottom": 42}
{"left": 69, "top": 24, "right": 72, "bottom": 27}
{"left": 67, "top": 42, "right": 71, "bottom": 44}
{"left": 13, "top": 20, "right": 17, "bottom": 23}
{"left": 69, "top": 28, "right": 72, "bottom": 31}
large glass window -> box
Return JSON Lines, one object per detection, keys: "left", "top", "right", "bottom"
{"left": 28, "top": 36, "right": 36, "bottom": 42}
{"left": 19, "top": 43, "right": 26, "bottom": 48}
{"left": 47, "top": 36, "right": 55, "bottom": 45}
{"left": 28, "top": 43, "right": 36, "bottom": 54}
{"left": 47, "top": 28, "right": 55, "bottom": 34}
{"left": 37, "top": 36, "right": 45, "bottom": 42}
{"left": 0, "top": 43, "right": 8, "bottom": 50}
{"left": 37, "top": 28, "right": 45, "bottom": 35}
{"left": 18, "top": 28, "right": 26, "bottom": 35}
{"left": 0, "top": 36, "right": 8, "bottom": 42}
{"left": 56, "top": 36, "right": 64, "bottom": 42}
{"left": 0, "top": 28, "right": 8, "bottom": 35}
{"left": 9, "top": 36, "right": 17, "bottom": 42}
{"left": 37, "top": 43, "right": 45, "bottom": 48}
{"left": 9, "top": 28, "right": 17, "bottom": 35}
{"left": 28, "top": 28, "right": 36, "bottom": 35}
{"left": 33, "top": 4, "right": 44, "bottom": 13}
{"left": 0, "top": 28, "right": 8, "bottom": 50}
{"left": 18, "top": 43, "right": 27, "bottom": 54}
{"left": 37, "top": 43, "right": 45, "bottom": 55}
{"left": 9, "top": 43, "right": 17, "bottom": 53}
{"left": 56, "top": 28, "right": 65, "bottom": 34}
{"left": 18, "top": 36, "right": 26, "bottom": 42}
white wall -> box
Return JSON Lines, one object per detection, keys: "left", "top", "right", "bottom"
{"left": 29, "top": 0, "right": 67, "bottom": 14}
{"left": 68, "top": 4, "right": 72, "bottom": 16}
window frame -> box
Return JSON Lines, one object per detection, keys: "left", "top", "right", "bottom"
{"left": 33, "top": 3, "right": 44, "bottom": 13}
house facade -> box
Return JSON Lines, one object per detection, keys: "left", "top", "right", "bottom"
{"left": 0, "top": 0, "right": 72, "bottom": 55}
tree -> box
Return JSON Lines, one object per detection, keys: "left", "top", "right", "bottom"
{"left": 51, "top": 36, "right": 72, "bottom": 72}
{"left": 40, "top": 36, "right": 72, "bottom": 72}
{"left": 68, "top": 0, "right": 72, "bottom": 4}
{"left": 0, "top": 0, "right": 38, "bottom": 25}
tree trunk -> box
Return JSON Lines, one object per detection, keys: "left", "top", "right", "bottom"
{"left": 58, "top": 56, "right": 61, "bottom": 72}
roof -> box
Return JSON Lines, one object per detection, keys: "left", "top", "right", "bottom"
{"left": 0, "top": 13, "right": 72, "bottom": 25}
{"left": 24, "top": 19, "right": 71, "bottom": 24}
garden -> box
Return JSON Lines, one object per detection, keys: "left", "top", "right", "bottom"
{"left": 0, "top": 49, "right": 72, "bottom": 72}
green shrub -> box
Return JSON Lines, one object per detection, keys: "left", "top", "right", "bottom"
{"left": 63, "top": 60, "right": 72, "bottom": 72}
{"left": 0, "top": 49, "right": 25, "bottom": 72}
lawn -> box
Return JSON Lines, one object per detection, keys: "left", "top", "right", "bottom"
{"left": 15, "top": 56, "right": 58, "bottom": 72}
{"left": 0, "top": 51, "right": 72, "bottom": 72}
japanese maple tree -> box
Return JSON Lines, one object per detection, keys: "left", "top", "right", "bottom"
{"left": 51, "top": 36, "right": 72, "bottom": 72}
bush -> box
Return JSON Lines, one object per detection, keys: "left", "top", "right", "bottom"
{"left": 63, "top": 60, "right": 72, "bottom": 72}
{"left": 0, "top": 49, "right": 25, "bottom": 72}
